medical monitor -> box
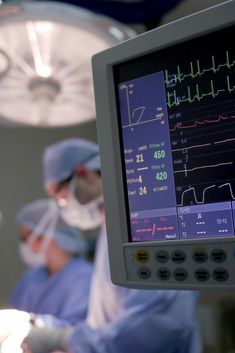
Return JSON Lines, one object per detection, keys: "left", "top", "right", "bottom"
{"left": 92, "top": 0, "right": 235, "bottom": 289}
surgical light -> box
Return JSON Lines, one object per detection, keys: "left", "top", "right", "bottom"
{"left": 0, "top": 2, "right": 134, "bottom": 127}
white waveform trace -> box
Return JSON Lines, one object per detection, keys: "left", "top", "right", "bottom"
{"left": 218, "top": 183, "right": 235, "bottom": 200}
{"left": 174, "top": 161, "right": 233, "bottom": 174}
{"left": 178, "top": 182, "right": 235, "bottom": 205}
{"left": 179, "top": 185, "right": 216, "bottom": 206}
{"left": 172, "top": 136, "right": 235, "bottom": 153}
{"left": 172, "top": 142, "right": 211, "bottom": 152}
{"left": 214, "top": 137, "right": 235, "bottom": 145}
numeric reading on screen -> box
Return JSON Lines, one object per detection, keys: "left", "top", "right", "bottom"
{"left": 115, "top": 25, "right": 235, "bottom": 242}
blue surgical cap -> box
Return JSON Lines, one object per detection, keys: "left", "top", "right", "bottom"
{"left": 16, "top": 199, "right": 87, "bottom": 254}
{"left": 43, "top": 138, "right": 100, "bottom": 187}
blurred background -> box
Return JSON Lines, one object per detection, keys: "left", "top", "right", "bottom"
{"left": 0, "top": 1, "right": 234, "bottom": 353}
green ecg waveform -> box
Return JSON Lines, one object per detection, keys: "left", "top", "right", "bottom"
{"left": 167, "top": 76, "right": 235, "bottom": 108}
{"left": 165, "top": 51, "right": 235, "bottom": 86}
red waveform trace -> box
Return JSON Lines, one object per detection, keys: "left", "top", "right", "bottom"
{"left": 136, "top": 228, "right": 152, "bottom": 233}
{"left": 170, "top": 114, "right": 235, "bottom": 132}
{"left": 135, "top": 225, "right": 174, "bottom": 236}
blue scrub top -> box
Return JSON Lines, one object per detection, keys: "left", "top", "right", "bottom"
{"left": 11, "top": 257, "right": 92, "bottom": 327}
{"left": 68, "top": 229, "right": 202, "bottom": 353}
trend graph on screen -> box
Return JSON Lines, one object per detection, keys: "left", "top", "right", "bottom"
{"left": 119, "top": 73, "right": 166, "bottom": 130}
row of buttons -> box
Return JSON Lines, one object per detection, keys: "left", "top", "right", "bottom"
{"left": 136, "top": 248, "right": 227, "bottom": 264}
{"left": 138, "top": 267, "right": 229, "bottom": 282}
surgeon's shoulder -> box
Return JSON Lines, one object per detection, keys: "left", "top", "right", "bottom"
{"left": 69, "top": 257, "right": 93, "bottom": 277}
{"left": 21, "top": 266, "right": 47, "bottom": 281}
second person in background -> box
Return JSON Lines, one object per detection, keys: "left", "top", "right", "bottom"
{"left": 11, "top": 199, "right": 92, "bottom": 327}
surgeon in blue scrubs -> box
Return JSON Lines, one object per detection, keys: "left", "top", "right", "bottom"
{"left": 11, "top": 199, "right": 92, "bottom": 327}
{"left": 17, "top": 138, "right": 201, "bottom": 353}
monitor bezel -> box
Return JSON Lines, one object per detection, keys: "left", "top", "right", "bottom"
{"left": 92, "top": 0, "right": 235, "bottom": 285}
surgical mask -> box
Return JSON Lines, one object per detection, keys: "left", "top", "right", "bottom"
{"left": 19, "top": 242, "right": 46, "bottom": 267}
{"left": 58, "top": 177, "right": 104, "bottom": 230}
{"left": 19, "top": 201, "right": 58, "bottom": 268}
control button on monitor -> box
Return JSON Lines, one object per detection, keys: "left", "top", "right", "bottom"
{"left": 155, "top": 250, "right": 169, "bottom": 263}
{"left": 194, "top": 268, "right": 210, "bottom": 282}
{"left": 210, "top": 249, "right": 227, "bottom": 263}
{"left": 173, "top": 268, "right": 188, "bottom": 281}
{"left": 135, "top": 250, "right": 150, "bottom": 263}
{"left": 156, "top": 267, "right": 171, "bottom": 281}
{"left": 137, "top": 267, "right": 151, "bottom": 279}
{"left": 171, "top": 250, "right": 186, "bottom": 263}
{"left": 212, "top": 268, "right": 229, "bottom": 282}
{"left": 193, "top": 248, "right": 208, "bottom": 263}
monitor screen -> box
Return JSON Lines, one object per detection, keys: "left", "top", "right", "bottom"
{"left": 114, "top": 25, "right": 235, "bottom": 243}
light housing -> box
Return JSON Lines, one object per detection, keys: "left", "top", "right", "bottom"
{"left": 0, "top": 1, "right": 134, "bottom": 127}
